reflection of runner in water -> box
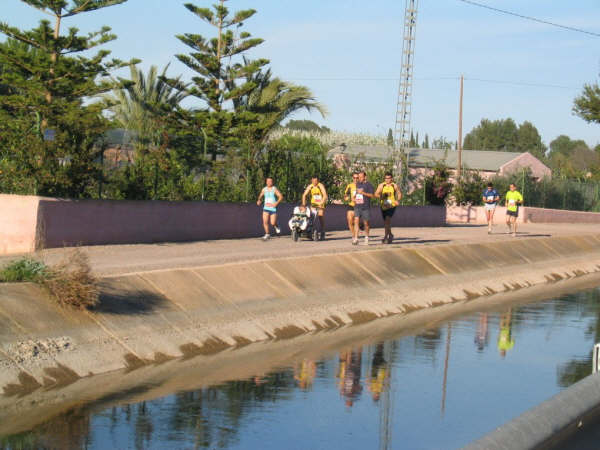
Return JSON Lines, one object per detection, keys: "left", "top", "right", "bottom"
{"left": 338, "top": 348, "right": 363, "bottom": 407}
{"left": 498, "top": 308, "right": 515, "bottom": 358}
{"left": 294, "top": 359, "right": 316, "bottom": 390}
{"left": 367, "top": 343, "right": 388, "bottom": 401}
{"left": 474, "top": 312, "right": 489, "bottom": 351}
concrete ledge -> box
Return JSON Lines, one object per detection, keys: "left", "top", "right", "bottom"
{"left": 465, "top": 372, "right": 600, "bottom": 450}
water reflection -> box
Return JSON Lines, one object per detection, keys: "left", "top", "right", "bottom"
{"left": 498, "top": 308, "right": 515, "bottom": 358}
{"left": 4, "top": 287, "right": 600, "bottom": 449}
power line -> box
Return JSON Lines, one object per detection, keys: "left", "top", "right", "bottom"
{"left": 286, "top": 76, "right": 578, "bottom": 89}
{"left": 465, "top": 77, "right": 577, "bottom": 90}
{"left": 457, "top": 0, "right": 600, "bottom": 38}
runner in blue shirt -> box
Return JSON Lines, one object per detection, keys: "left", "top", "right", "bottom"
{"left": 257, "top": 177, "right": 283, "bottom": 240}
{"left": 482, "top": 183, "right": 500, "bottom": 234}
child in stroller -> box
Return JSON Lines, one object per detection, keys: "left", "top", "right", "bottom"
{"left": 288, "top": 205, "right": 321, "bottom": 241}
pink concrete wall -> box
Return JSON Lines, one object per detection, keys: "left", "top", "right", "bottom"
{"left": 446, "top": 205, "right": 524, "bottom": 224}
{"left": 0, "top": 194, "right": 42, "bottom": 254}
{"left": 446, "top": 205, "right": 600, "bottom": 224}
{"left": 0, "top": 195, "right": 446, "bottom": 253}
{"left": 500, "top": 152, "right": 552, "bottom": 179}
{"left": 523, "top": 207, "right": 600, "bottom": 224}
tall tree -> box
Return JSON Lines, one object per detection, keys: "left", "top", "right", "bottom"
{"left": 234, "top": 68, "right": 327, "bottom": 160}
{"left": 106, "top": 63, "right": 188, "bottom": 151}
{"left": 574, "top": 78, "right": 600, "bottom": 124}
{"left": 516, "top": 121, "right": 546, "bottom": 159}
{"left": 463, "top": 118, "right": 518, "bottom": 151}
{"left": 0, "top": 0, "right": 134, "bottom": 197}
{"left": 167, "top": 0, "right": 268, "bottom": 160}
{"left": 387, "top": 128, "right": 394, "bottom": 147}
{"left": 422, "top": 133, "right": 430, "bottom": 149}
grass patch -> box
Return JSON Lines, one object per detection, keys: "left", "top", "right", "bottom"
{"left": 0, "top": 250, "right": 98, "bottom": 310}
{"left": 0, "top": 258, "right": 49, "bottom": 282}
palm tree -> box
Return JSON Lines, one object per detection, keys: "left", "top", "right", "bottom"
{"left": 105, "top": 63, "right": 188, "bottom": 152}
{"left": 233, "top": 68, "right": 328, "bottom": 160}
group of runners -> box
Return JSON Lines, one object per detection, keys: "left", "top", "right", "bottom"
{"left": 257, "top": 175, "right": 524, "bottom": 242}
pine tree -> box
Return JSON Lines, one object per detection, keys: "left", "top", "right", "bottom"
{"left": 415, "top": 131, "right": 420, "bottom": 148}
{"left": 0, "top": 0, "right": 135, "bottom": 197}
{"left": 387, "top": 128, "right": 394, "bottom": 147}
{"left": 423, "top": 133, "right": 430, "bottom": 149}
{"left": 167, "top": 0, "right": 269, "bottom": 160}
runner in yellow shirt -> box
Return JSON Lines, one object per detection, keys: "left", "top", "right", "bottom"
{"left": 505, "top": 183, "right": 523, "bottom": 237}
{"left": 302, "top": 176, "right": 328, "bottom": 240}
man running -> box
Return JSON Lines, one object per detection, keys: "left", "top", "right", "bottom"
{"left": 302, "top": 175, "right": 328, "bottom": 240}
{"left": 375, "top": 172, "right": 402, "bottom": 244}
{"left": 256, "top": 177, "right": 283, "bottom": 240}
{"left": 505, "top": 183, "right": 523, "bottom": 237}
{"left": 344, "top": 172, "right": 359, "bottom": 236}
{"left": 352, "top": 171, "right": 375, "bottom": 245}
{"left": 482, "top": 182, "right": 500, "bottom": 234}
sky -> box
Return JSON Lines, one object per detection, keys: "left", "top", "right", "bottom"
{"left": 2, "top": 0, "right": 600, "bottom": 148}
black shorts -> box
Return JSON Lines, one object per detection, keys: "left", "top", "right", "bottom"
{"left": 346, "top": 205, "right": 355, "bottom": 212}
{"left": 381, "top": 207, "right": 396, "bottom": 219}
{"left": 506, "top": 208, "right": 519, "bottom": 217}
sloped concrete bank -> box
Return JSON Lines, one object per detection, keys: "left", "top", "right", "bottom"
{"left": 1, "top": 234, "right": 600, "bottom": 408}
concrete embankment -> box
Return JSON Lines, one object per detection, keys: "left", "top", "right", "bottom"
{"left": 1, "top": 233, "right": 600, "bottom": 404}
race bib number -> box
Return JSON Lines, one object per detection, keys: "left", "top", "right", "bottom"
{"left": 509, "top": 199, "right": 516, "bottom": 205}
{"left": 265, "top": 202, "right": 275, "bottom": 208}
{"left": 385, "top": 199, "right": 392, "bottom": 205}
{"left": 487, "top": 196, "right": 495, "bottom": 201}
{"left": 355, "top": 193, "right": 364, "bottom": 204}
{"left": 313, "top": 194, "right": 322, "bottom": 203}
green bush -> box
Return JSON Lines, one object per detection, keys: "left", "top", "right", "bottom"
{"left": 0, "top": 258, "right": 49, "bottom": 282}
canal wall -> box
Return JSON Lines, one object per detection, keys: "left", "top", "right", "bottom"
{"left": 0, "top": 194, "right": 445, "bottom": 255}
{"left": 1, "top": 234, "right": 600, "bottom": 404}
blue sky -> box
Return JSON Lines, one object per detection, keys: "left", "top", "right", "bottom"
{"left": 3, "top": 0, "right": 600, "bottom": 148}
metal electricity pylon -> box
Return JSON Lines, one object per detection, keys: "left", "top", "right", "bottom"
{"left": 394, "top": 0, "right": 419, "bottom": 152}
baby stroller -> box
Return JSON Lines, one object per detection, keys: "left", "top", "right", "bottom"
{"left": 288, "top": 206, "right": 320, "bottom": 242}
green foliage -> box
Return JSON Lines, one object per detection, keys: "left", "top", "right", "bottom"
{"left": 0, "top": 0, "right": 134, "bottom": 197}
{"left": 547, "top": 135, "right": 599, "bottom": 179}
{"left": 286, "top": 120, "right": 330, "bottom": 133}
{"left": 424, "top": 162, "right": 452, "bottom": 205}
{"left": 574, "top": 80, "right": 600, "bottom": 125}
{"left": 0, "top": 258, "right": 48, "bottom": 282}
{"left": 452, "top": 170, "right": 485, "bottom": 205}
{"left": 463, "top": 118, "right": 546, "bottom": 159}
{"left": 387, "top": 128, "right": 394, "bottom": 147}
{"left": 431, "top": 136, "right": 453, "bottom": 150}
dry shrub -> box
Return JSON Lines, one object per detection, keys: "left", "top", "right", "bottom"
{"left": 41, "top": 249, "right": 99, "bottom": 310}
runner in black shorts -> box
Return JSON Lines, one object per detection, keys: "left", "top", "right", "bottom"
{"left": 375, "top": 173, "right": 402, "bottom": 244}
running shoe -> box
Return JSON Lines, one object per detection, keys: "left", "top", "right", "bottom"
{"left": 262, "top": 234, "right": 270, "bottom": 241}
{"left": 320, "top": 231, "right": 325, "bottom": 241}
{"left": 388, "top": 233, "right": 394, "bottom": 243}
{"left": 352, "top": 239, "right": 358, "bottom": 246}
{"left": 364, "top": 236, "right": 369, "bottom": 245}
{"left": 274, "top": 226, "right": 281, "bottom": 234}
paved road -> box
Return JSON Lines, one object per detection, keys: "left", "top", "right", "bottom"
{"left": 4, "top": 222, "right": 594, "bottom": 276}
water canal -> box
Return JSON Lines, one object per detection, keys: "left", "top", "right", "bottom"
{"left": 3, "top": 286, "right": 600, "bottom": 449}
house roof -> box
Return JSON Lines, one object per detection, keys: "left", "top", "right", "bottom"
{"left": 328, "top": 145, "right": 526, "bottom": 171}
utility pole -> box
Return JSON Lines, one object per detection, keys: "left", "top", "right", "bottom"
{"left": 457, "top": 75, "right": 464, "bottom": 180}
